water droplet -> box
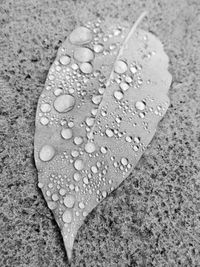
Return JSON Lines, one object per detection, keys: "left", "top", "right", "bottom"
{"left": 91, "top": 165, "right": 98, "bottom": 173}
{"left": 74, "top": 159, "right": 84, "bottom": 171}
{"left": 39, "top": 145, "right": 55, "bottom": 162}
{"left": 135, "top": 101, "right": 146, "bottom": 111}
{"left": 114, "top": 60, "right": 127, "bottom": 74}
{"left": 54, "top": 88, "right": 63, "bottom": 96}
{"left": 119, "top": 82, "right": 129, "bottom": 91}
{"left": 71, "top": 150, "right": 79, "bottom": 158}
{"left": 93, "top": 44, "right": 104, "bottom": 53}
{"left": 134, "top": 137, "right": 140, "bottom": 143}
{"left": 125, "top": 136, "right": 132, "bottom": 142}
{"left": 85, "top": 142, "right": 96, "bottom": 153}
{"left": 105, "top": 128, "right": 114, "bottom": 137}
{"left": 62, "top": 210, "right": 72, "bottom": 223}
{"left": 114, "top": 90, "right": 124, "bottom": 100}
{"left": 69, "top": 26, "right": 92, "bottom": 45}
{"left": 64, "top": 195, "right": 75, "bottom": 208}
{"left": 73, "top": 172, "right": 81, "bottom": 181}
{"left": 61, "top": 128, "right": 73, "bottom": 140}
{"left": 74, "top": 47, "right": 94, "bottom": 62}
{"left": 102, "top": 191, "right": 107, "bottom": 198}
{"left": 59, "top": 188, "right": 66, "bottom": 196}
{"left": 60, "top": 55, "right": 71, "bottom": 65}
{"left": 38, "top": 182, "right": 44, "bottom": 188}
{"left": 85, "top": 117, "right": 95, "bottom": 127}
{"left": 48, "top": 201, "right": 57, "bottom": 210}
{"left": 74, "top": 136, "right": 83, "bottom": 145}
{"left": 92, "top": 95, "right": 102, "bottom": 105}
{"left": 100, "top": 146, "right": 107, "bottom": 154}
{"left": 40, "top": 117, "right": 49, "bottom": 125}
{"left": 91, "top": 108, "right": 98, "bottom": 116}
{"left": 40, "top": 103, "right": 51, "bottom": 113}
{"left": 121, "top": 157, "right": 128, "bottom": 166}
{"left": 113, "top": 28, "right": 121, "bottom": 36}
{"left": 79, "top": 202, "right": 85, "bottom": 209}
{"left": 54, "top": 94, "right": 75, "bottom": 113}
{"left": 125, "top": 76, "right": 132, "bottom": 83}
{"left": 130, "top": 66, "right": 137, "bottom": 74}
{"left": 80, "top": 62, "right": 93, "bottom": 74}
{"left": 52, "top": 193, "right": 59, "bottom": 201}
{"left": 83, "top": 177, "right": 89, "bottom": 184}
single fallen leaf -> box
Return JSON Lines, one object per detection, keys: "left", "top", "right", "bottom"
{"left": 34, "top": 12, "right": 172, "bottom": 262}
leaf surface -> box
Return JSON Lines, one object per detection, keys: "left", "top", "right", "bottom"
{"left": 34, "top": 13, "right": 172, "bottom": 262}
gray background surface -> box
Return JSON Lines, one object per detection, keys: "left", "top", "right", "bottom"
{"left": 0, "top": 0, "right": 200, "bottom": 266}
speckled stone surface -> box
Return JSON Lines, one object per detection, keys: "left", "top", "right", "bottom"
{"left": 0, "top": 0, "right": 200, "bottom": 266}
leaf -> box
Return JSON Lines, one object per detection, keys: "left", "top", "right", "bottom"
{"left": 34, "top": 12, "right": 172, "bottom": 262}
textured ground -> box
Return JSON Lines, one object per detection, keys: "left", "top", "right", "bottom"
{"left": 0, "top": 0, "right": 200, "bottom": 266}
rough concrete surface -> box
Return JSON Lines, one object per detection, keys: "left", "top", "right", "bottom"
{"left": 0, "top": 0, "right": 200, "bottom": 266}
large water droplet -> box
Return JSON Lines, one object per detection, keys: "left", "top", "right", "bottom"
{"left": 74, "top": 47, "right": 94, "bottom": 62}
{"left": 39, "top": 145, "right": 55, "bottom": 162}
{"left": 69, "top": 26, "right": 93, "bottom": 45}
{"left": 54, "top": 94, "right": 75, "bottom": 113}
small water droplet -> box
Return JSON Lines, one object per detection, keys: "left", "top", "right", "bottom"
{"left": 61, "top": 128, "right": 73, "bottom": 140}
{"left": 100, "top": 146, "right": 107, "bottom": 154}
{"left": 40, "top": 117, "right": 49, "bottom": 125}
{"left": 93, "top": 44, "right": 104, "bottom": 53}
{"left": 79, "top": 202, "right": 85, "bottom": 209}
{"left": 52, "top": 193, "right": 59, "bottom": 201}
{"left": 64, "top": 195, "right": 75, "bottom": 208}
{"left": 114, "top": 90, "right": 124, "bottom": 100}
{"left": 85, "top": 117, "right": 95, "bottom": 127}
{"left": 105, "top": 128, "right": 114, "bottom": 137}
{"left": 114, "top": 60, "right": 128, "bottom": 74}
{"left": 40, "top": 103, "right": 51, "bottom": 113}
{"left": 60, "top": 55, "right": 71, "bottom": 65}
{"left": 73, "top": 172, "right": 81, "bottom": 182}
{"left": 74, "top": 136, "right": 83, "bottom": 145}
{"left": 92, "top": 95, "right": 102, "bottom": 105}
{"left": 119, "top": 82, "right": 129, "bottom": 91}
{"left": 121, "top": 157, "right": 128, "bottom": 166}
